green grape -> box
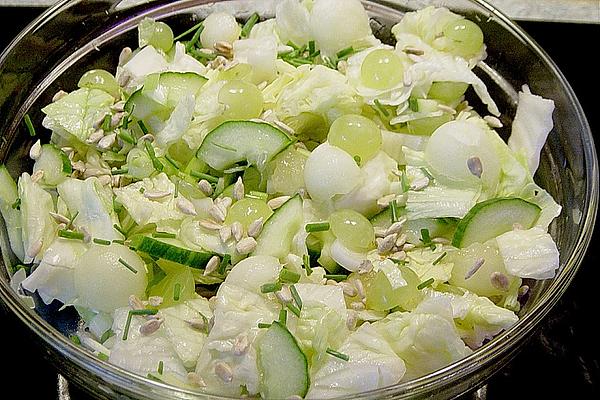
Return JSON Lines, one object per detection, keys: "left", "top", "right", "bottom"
{"left": 407, "top": 114, "right": 453, "bottom": 136}
{"left": 219, "top": 63, "right": 253, "bottom": 81}
{"left": 328, "top": 114, "right": 382, "bottom": 162}
{"left": 266, "top": 148, "right": 309, "bottom": 196}
{"left": 224, "top": 197, "right": 273, "bottom": 229}
{"left": 149, "top": 260, "right": 195, "bottom": 308}
{"left": 363, "top": 266, "right": 423, "bottom": 311}
{"left": 138, "top": 18, "right": 174, "bottom": 52}
{"left": 218, "top": 80, "right": 264, "bottom": 120}
{"left": 126, "top": 148, "right": 154, "bottom": 179}
{"left": 329, "top": 209, "right": 375, "bottom": 252}
{"left": 442, "top": 19, "right": 484, "bottom": 58}
{"left": 428, "top": 81, "right": 469, "bottom": 104}
{"left": 360, "top": 49, "right": 404, "bottom": 90}
{"left": 78, "top": 69, "right": 120, "bottom": 98}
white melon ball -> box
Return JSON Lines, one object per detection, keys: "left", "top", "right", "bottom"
{"left": 310, "top": 0, "right": 372, "bottom": 56}
{"left": 73, "top": 244, "right": 147, "bottom": 313}
{"left": 424, "top": 120, "right": 501, "bottom": 189}
{"left": 304, "top": 143, "right": 362, "bottom": 203}
{"left": 200, "top": 12, "right": 241, "bottom": 49}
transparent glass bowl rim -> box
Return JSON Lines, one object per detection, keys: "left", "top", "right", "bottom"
{"left": 0, "top": 0, "right": 597, "bottom": 398}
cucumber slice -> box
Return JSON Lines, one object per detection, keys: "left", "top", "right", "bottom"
{"left": 196, "top": 121, "right": 293, "bottom": 171}
{"left": 252, "top": 195, "right": 303, "bottom": 259}
{"left": 257, "top": 321, "right": 309, "bottom": 399}
{"left": 157, "top": 72, "right": 207, "bottom": 108}
{"left": 33, "top": 144, "right": 72, "bottom": 186}
{"left": 125, "top": 89, "right": 171, "bottom": 121}
{"left": 0, "top": 165, "right": 25, "bottom": 261}
{"left": 370, "top": 208, "right": 457, "bottom": 243}
{"left": 452, "top": 197, "right": 541, "bottom": 248}
{"left": 129, "top": 235, "right": 213, "bottom": 268}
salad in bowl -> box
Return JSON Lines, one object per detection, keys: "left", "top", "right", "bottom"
{"left": 0, "top": 0, "right": 563, "bottom": 398}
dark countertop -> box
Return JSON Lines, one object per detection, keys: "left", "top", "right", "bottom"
{"left": 1, "top": 6, "right": 598, "bottom": 399}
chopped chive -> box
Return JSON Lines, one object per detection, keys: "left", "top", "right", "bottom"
{"left": 260, "top": 282, "right": 283, "bottom": 293}
{"left": 174, "top": 21, "right": 204, "bottom": 41}
{"left": 98, "top": 352, "right": 110, "bottom": 362}
{"left": 286, "top": 40, "right": 300, "bottom": 50}
{"left": 246, "top": 190, "right": 268, "bottom": 201}
{"left": 279, "top": 269, "right": 300, "bottom": 284}
{"left": 139, "top": 187, "right": 146, "bottom": 194}
{"left": 174, "top": 180, "right": 179, "bottom": 198}
{"left": 112, "top": 239, "right": 126, "bottom": 245}
{"left": 285, "top": 58, "right": 313, "bottom": 67}
{"left": 420, "top": 228, "right": 435, "bottom": 250}
{"left": 321, "top": 55, "right": 337, "bottom": 69}
{"left": 144, "top": 141, "right": 164, "bottom": 171}
{"left": 68, "top": 211, "right": 79, "bottom": 228}
{"left": 101, "top": 114, "right": 112, "bottom": 131}
{"left": 417, "top": 277, "right": 435, "bottom": 290}
{"left": 326, "top": 348, "right": 350, "bottom": 361}
{"left": 286, "top": 302, "right": 301, "bottom": 317}
{"left": 100, "top": 329, "right": 115, "bottom": 344}
{"left": 58, "top": 229, "right": 85, "bottom": 241}
{"left": 241, "top": 12, "right": 259, "bottom": 38}
{"left": 122, "top": 312, "right": 134, "bottom": 340}
{"left": 189, "top": 48, "right": 217, "bottom": 62}
{"left": 432, "top": 252, "right": 447, "bottom": 265}
{"left": 308, "top": 40, "right": 316, "bottom": 55}
{"left": 223, "top": 164, "right": 249, "bottom": 174}
{"left": 408, "top": 97, "right": 419, "bottom": 112}
{"left": 390, "top": 199, "right": 399, "bottom": 223}
{"left": 11, "top": 198, "right": 20, "bottom": 210}
{"left": 152, "top": 231, "right": 177, "bottom": 239}
{"left": 303, "top": 254, "right": 312, "bottom": 276}
{"left": 118, "top": 257, "right": 138, "bottom": 274}
{"left": 113, "top": 223, "right": 127, "bottom": 237}
{"left": 400, "top": 171, "right": 410, "bottom": 192}
{"left": 164, "top": 154, "right": 181, "bottom": 170}
{"left": 130, "top": 309, "right": 159, "bottom": 316}
{"left": 157, "top": 360, "right": 164, "bottom": 375}
{"left": 137, "top": 120, "right": 149, "bottom": 135}
{"left": 336, "top": 46, "right": 354, "bottom": 60}
{"left": 190, "top": 170, "right": 219, "bottom": 183}
{"left": 173, "top": 283, "right": 181, "bottom": 301}
{"left": 305, "top": 221, "right": 330, "bottom": 233}
{"left": 185, "top": 22, "right": 204, "bottom": 52}
{"left": 218, "top": 253, "right": 231, "bottom": 275}
{"left": 258, "top": 323, "right": 272, "bottom": 329}
{"left": 278, "top": 309, "right": 287, "bottom": 325}
{"left": 69, "top": 334, "right": 81, "bottom": 346}
{"left": 324, "top": 274, "right": 347, "bottom": 282}
{"left": 353, "top": 155, "right": 362, "bottom": 165}
{"left": 147, "top": 373, "right": 162, "bottom": 382}
{"left": 419, "top": 167, "right": 435, "bottom": 181}
{"left": 290, "top": 285, "right": 302, "bottom": 310}
{"left": 111, "top": 167, "right": 128, "bottom": 175}
{"left": 390, "top": 258, "right": 408, "bottom": 265}
{"left": 93, "top": 238, "right": 112, "bottom": 246}
{"left": 118, "top": 129, "right": 136, "bottom": 145}
{"left": 24, "top": 114, "right": 36, "bottom": 136}
{"left": 373, "top": 99, "right": 390, "bottom": 117}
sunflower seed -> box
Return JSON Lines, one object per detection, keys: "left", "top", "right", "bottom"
{"left": 467, "top": 156, "right": 483, "bottom": 178}
{"left": 490, "top": 272, "right": 510, "bottom": 291}
{"left": 326, "top": 279, "right": 339, "bottom": 286}
{"left": 128, "top": 294, "right": 144, "bottom": 310}
{"left": 484, "top": 115, "right": 503, "bottom": 128}
{"left": 144, "top": 190, "right": 171, "bottom": 200}
{"left": 402, "top": 243, "right": 416, "bottom": 251}
{"left": 216, "top": 196, "right": 233, "bottom": 210}
{"left": 341, "top": 282, "right": 357, "bottom": 297}
{"left": 236, "top": 237, "right": 257, "bottom": 254}
{"left": 147, "top": 296, "right": 163, "bottom": 307}
{"left": 204, "top": 255, "right": 220, "bottom": 276}
{"left": 118, "top": 47, "right": 132, "bottom": 66}
{"left": 26, "top": 240, "right": 43, "bottom": 259}
{"left": 215, "top": 361, "right": 234, "bottom": 383}
{"left": 49, "top": 212, "right": 70, "bottom": 225}
{"left": 272, "top": 119, "right": 295, "bottom": 135}
{"left": 97, "top": 133, "right": 116, "bottom": 150}
{"left": 111, "top": 101, "right": 126, "bottom": 112}
{"left": 80, "top": 226, "right": 92, "bottom": 243}
{"left": 52, "top": 90, "right": 69, "bottom": 102}
{"left": 350, "top": 301, "right": 365, "bottom": 311}
{"left": 97, "top": 175, "right": 112, "bottom": 186}
{"left": 518, "top": 285, "right": 530, "bottom": 297}
{"left": 219, "top": 225, "right": 232, "bottom": 243}
{"left": 438, "top": 103, "right": 457, "bottom": 114}
{"left": 117, "top": 71, "right": 131, "bottom": 87}
{"left": 391, "top": 250, "right": 407, "bottom": 261}
{"left": 233, "top": 177, "right": 245, "bottom": 201}
{"left": 138, "top": 134, "right": 154, "bottom": 142}
{"left": 200, "top": 219, "right": 223, "bottom": 231}
{"left": 139, "top": 318, "right": 163, "bottom": 335}
{"left": 374, "top": 227, "right": 387, "bottom": 238}
{"left": 29, "top": 140, "right": 42, "bottom": 160}
{"left": 185, "top": 318, "right": 207, "bottom": 331}
{"left": 247, "top": 217, "right": 264, "bottom": 238}
{"left": 385, "top": 220, "right": 406, "bottom": 236}
{"left": 403, "top": 46, "right": 424, "bottom": 55}
{"left": 31, "top": 169, "right": 44, "bottom": 184}
{"left": 233, "top": 333, "right": 250, "bottom": 356}
{"left": 346, "top": 310, "right": 358, "bottom": 330}
{"left": 465, "top": 258, "right": 485, "bottom": 280}
{"left": 187, "top": 372, "right": 206, "bottom": 387}
{"left": 377, "top": 194, "right": 396, "bottom": 208}
{"left": 354, "top": 279, "right": 366, "bottom": 299}
{"left": 198, "top": 179, "right": 213, "bottom": 196}
{"left": 176, "top": 197, "right": 197, "bottom": 216}
{"left": 377, "top": 234, "right": 396, "bottom": 254}
{"left": 109, "top": 112, "right": 124, "bottom": 129}
{"left": 275, "top": 286, "right": 293, "bottom": 303}
{"left": 214, "top": 41, "right": 233, "bottom": 57}
{"left": 267, "top": 196, "right": 291, "bottom": 210}
{"left": 410, "top": 176, "right": 430, "bottom": 191}
{"left": 395, "top": 233, "right": 408, "bottom": 248}
{"left": 432, "top": 237, "right": 450, "bottom": 245}
{"left": 209, "top": 204, "right": 226, "bottom": 223}
{"left": 231, "top": 221, "right": 244, "bottom": 241}
{"left": 357, "top": 259, "right": 373, "bottom": 274}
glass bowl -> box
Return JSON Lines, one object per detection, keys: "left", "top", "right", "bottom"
{"left": 0, "top": 0, "right": 597, "bottom": 399}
